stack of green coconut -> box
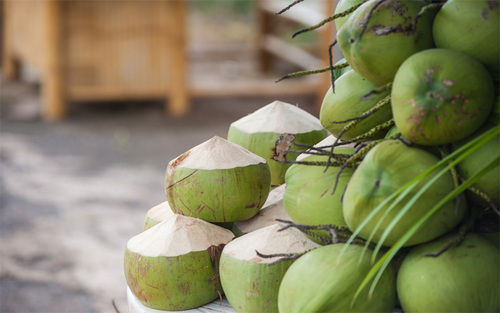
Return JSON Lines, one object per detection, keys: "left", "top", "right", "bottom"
{"left": 124, "top": 0, "right": 500, "bottom": 312}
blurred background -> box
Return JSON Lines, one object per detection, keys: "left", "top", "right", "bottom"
{"left": 0, "top": 1, "right": 336, "bottom": 312}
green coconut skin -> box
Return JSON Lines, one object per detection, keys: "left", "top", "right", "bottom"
{"left": 338, "top": 0, "right": 435, "bottom": 85}
{"left": 334, "top": 0, "right": 365, "bottom": 35}
{"left": 433, "top": 0, "right": 500, "bottom": 74}
{"left": 166, "top": 164, "right": 271, "bottom": 222}
{"left": 455, "top": 127, "right": 500, "bottom": 206}
{"left": 220, "top": 254, "right": 292, "bottom": 313}
{"left": 343, "top": 140, "right": 466, "bottom": 247}
{"left": 227, "top": 127, "right": 327, "bottom": 186}
{"left": 278, "top": 244, "right": 396, "bottom": 313}
{"left": 142, "top": 216, "right": 159, "bottom": 231}
{"left": 283, "top": 148, "right": 354, "bottom": 228}
{"left": 397, "top": 234, "right": 500, "bottom": 312}
{"left": 320, "top": 70, "right": 393, "bottom": 140}
{"left": 333, "top": 58, "right": 352, "bottom": 81}
{"left": 124, "top": 248, "right": 220, "bottom": 311}
{"left": 392, "top": 48, "right": 494, "bottom": 146}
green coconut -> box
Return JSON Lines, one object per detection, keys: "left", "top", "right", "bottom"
{"left": 343, "top": 140, "right": 466, "bottom": 247}
{"left": 397, "top": 233, "right": 500, "bottom": 312}
{"left": 232, "top": 184, "right": 290, "bottom": 236}
{"left": 278, "top": 244, "right": 397, "bottom": 313}
{"left": 433, "top": 0, "right": 500, "bottom": 74}
{"left": 284, "top": 136, "right": 354, "bottom": 228}
{"left": 165, "top": 136, "right": 271, "bottom": 223}
{"left": 392, "top": 48, "right": 494, "bottom": 146}
{"left": 124, "top": 214, "right": 234, "bottom": 310}
{"left": 333, "top": 58, "right": 352, "bottom": 81}
{"left": 320, "top": 70, "right": 393, "bottom": 140}
{"left": 334, "top": 0, "right": 366, "bottom": 31}
{"left": 142, "top": 201, "right": 174, "bottom": 231}
{"left": 227, "top": 100, "right": 327, "bottom": 186}
{"left": 384, "top": 126, "right": 401, "bottom": 139}
{"left": 455, "top": 127, "right": 500, "bottom": 206}
{"left": 220, "top": 224, "right": 318, "bottom": 313}
{"left": 338, "top": 0, "right": 435, "bottom": 85}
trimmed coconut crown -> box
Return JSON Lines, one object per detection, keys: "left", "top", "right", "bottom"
{"left": 230, "top": 100, "right": 324, "bottom": 134}
{"left": 127, "top": 214, "right": 234, "bottom": 257}
{"left": 223, "top": 224, "right": 318, "bottom": 264}
{"left": 167, "top": 136, "right": 266, "bottom": 172}
{"left": 234, "top": 185, "right": 290, "bottom": 234}
{"left": 145, "top": 201, "right": 173, "bottom": 223}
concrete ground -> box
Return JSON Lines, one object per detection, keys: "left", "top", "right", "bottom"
{"left": 0, "top": 77, "right": 317, "bottom": 313}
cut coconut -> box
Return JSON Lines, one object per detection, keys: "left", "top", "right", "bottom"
{"left": 228, "top": 100, "right": 327, "bottom": 185}
{"left": 165, "top": 136, "right": 271, "bottom": 222}
{"left": 233, "top": 184, "right": 290, "bottom": 236}
{"left": 142, "top": 201, "right": 174, "bottom": 231}
{"left": 220, "top": 224, "right": 318, "bottom": 313}
{"left": 124, "top": 214, "right": 234, "bottom": 311}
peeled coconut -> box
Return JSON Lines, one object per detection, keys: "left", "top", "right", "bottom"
{"left": 165, "top": 136, "right": 271, "bottom": 223}
{"left": 397, "top": 233, "right": 500, "bottom": 312}
{"left": 232, "top": 184, "right": 291, "bottom": 236}
{"left": 142, "top": 201, "right": 174, "bottom": 231}
{"left": 284, "top": 136, "right": 354, "bottom": 229}
{"left": 278, "top": 243, "right": 397, "bottom": 313}
{"left": 227, "top": 100, "right": 327, "bottom": 186}
{"left": 220, "top": 224, "right": 318, "bottom": 313}
{"left": 343, "top": 140, "right": 466, "bottom": 247}
{"left": 124, "top": 214, "right": 234, "bottom": 311}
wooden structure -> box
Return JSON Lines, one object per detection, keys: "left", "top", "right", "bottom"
{"left": 2, "top": 0, "right": 335, "bottom": 120}
{"left": 2, "top": 0, "right": 187, "bottom": 120}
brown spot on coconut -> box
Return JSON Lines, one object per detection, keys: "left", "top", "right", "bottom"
{"left": 124, "top": 214, "right": 234, "bottom": 311}
{"left": 227, "top": 100, "right": 327, "bottom": 186}
{"left": 165, "top": 136, "right": 271, "bottom": 223}
{"left": 220, "top": 224, "right": 319, "bottom": 313}
{"left": 232, "top": 184, "right": 290, "bottom": 236}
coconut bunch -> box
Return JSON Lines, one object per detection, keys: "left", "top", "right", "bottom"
{"left": 265, "top": 0, "right": 500, "bottom": 312}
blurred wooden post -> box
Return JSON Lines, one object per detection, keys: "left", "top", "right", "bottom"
{"left": 2, "top": 2, "right": 20, "bottom": 80}
{"left": 43, "top": 0, "right": 66, "bottom": 120}
{"left": 166, "top": 0, "right": 189, "bottom": 117}
{"left": 256, "top": 0, "right": 272, "bottom": 72}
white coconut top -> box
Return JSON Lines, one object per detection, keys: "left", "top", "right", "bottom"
{"left": 167, "top": 136, "right": 266, "bottom": 171}
{"left": 296, "top": 135, "right": 337, "bottom": 161}
{"left": 145, "top": 201, "right": 174, "bottom": 223}
{"left": 230, "top": 100, "right": 324, "bottom": 134}
{"left": 127, "top": 214, "right": 234, "bottom": 257}
{"left": 234, "top": 185, "right": 290, "bottom": 234}
{"left": 223, "top": 224, "right": 318, "bottom": 264}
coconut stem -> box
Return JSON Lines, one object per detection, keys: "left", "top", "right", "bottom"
{"left": 329, "top": 95, "right": 391, "bottom": 124}
{"left": 276, "top": 219, "right": 355, "bottom": 245}
{"left": 361, "top": 82, "right": 392, "bottom": 100}
{"left": 468, "top": 187, "right": 500, "bottom": 216}
{"left": 292, "top": 1, "right": 367, "bottom": 38}
{"left": 255, "top": 250, "right": 308, "bottom": 265}
{"left": 276, "top": 0, "right": 305, "bottom": 15}
{"left": 276, "top": 63, "right": 349, "bottom": 83}
{"left": 328, "top": 40, "right": 337, "bottom": 93}
{"left": 340, "top": 119, "right": 395, "bottom": 145}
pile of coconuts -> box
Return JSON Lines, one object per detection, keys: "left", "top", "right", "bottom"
{"left": 124, "top": 0, "right": 500, "bottom": 312}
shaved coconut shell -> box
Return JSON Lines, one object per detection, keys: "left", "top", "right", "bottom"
{"left": 220, "top": 224, "right": 318, "bottom": 313}
{"left": 142, "top": 201, "right": 174, "bottom": 231}
{"left": 166, "top": 136, "right": 271, "bottom": 222}
{"left": 124, "top": 215, "right": 234, "bottom": 311}
{"left": 233, "top": 185, "right": 290, "bottom": 235}
{"left": 228, "top": 101, "right": 327, "bottom": 185}
{"left": 128, "top": 214, "right": 234, "bottom": 257}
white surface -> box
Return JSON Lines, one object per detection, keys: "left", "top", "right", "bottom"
{"left": 127, "top": 286, "right": 235, "bottom": 313}
{"left": 167, "top": 136, "right": 266, "bottom": 171}
{"left": 127, "top": 215, "right": 234, "bottom": 257}
{"left": 222, "top": 224, "right": 319, "bottom": 263}
{"left": 230, "top": 100, "right": 324, "bottom": 134}
{"left": 145, "top": 201, "right": 174, "bottom": 225}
